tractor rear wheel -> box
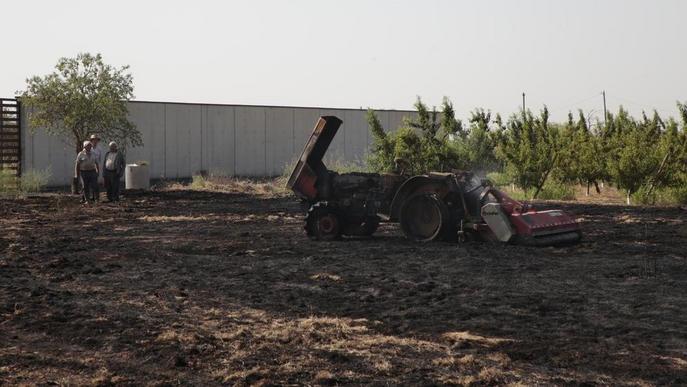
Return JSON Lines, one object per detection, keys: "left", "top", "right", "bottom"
{"left": 399, "top": 193, "right": 453, "bottom": 242}
{"left": 305, "top": 202, "right": 342, "bottom": 241}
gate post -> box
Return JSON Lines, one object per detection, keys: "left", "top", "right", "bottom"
{"left": 0, "top": 98, "right": 21, "bottom": 177}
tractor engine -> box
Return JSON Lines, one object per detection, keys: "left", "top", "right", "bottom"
{"left": 301, "top": 171, "right": 404, "bottom": 239}
{"left": 286, "top": 116, "right": 405, "bottom": 239}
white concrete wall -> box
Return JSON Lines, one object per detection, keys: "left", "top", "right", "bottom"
{"left": 21, "top": 101, "right": 415, "bottom": 186}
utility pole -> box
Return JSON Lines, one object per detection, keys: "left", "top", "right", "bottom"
{"left": 601, "top": 90, "right": 608, "bottom": 191}
{"left": 602, "top": 90, "right": 607, "bottom": 127}
{"left": 522, "top": 92, "right": 526, "bottom": 113}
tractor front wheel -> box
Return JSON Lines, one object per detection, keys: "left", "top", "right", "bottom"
{"left": 305, "top": 202, "right": 342, "bottom": 241}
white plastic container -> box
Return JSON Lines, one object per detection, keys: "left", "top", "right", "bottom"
{"left": 125, "top": 163, "right": 150, "bottom": 190}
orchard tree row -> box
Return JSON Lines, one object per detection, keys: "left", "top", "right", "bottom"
{"left": 367, "top": 98, "right": 687, "bottom": 205}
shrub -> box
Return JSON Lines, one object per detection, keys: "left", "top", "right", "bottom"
{"left": 0, "top": 169, "right": 18, "bottom": 194}
{"left": 632, "top": 185, "right": 687, "bottom": 206}
{"left": 19, "top": 168, "right": 51, "bottom": 194}
{"left": 486, "top": 173, "right": 574, "bottom": 201}
{"left": 189, "top": 175, "right": 208, "bottom": 190}
{"left": 486, "top": 171, "right": 512, "bottom": 188}
{"left": 534, "top": 179, "right": 576, "bottom": 201}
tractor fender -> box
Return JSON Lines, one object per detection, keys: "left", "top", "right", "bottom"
{"left": 389, "top": 175, "right": 451, "bottom": 221}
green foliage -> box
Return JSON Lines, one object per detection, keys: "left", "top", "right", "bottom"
{"left": 459, "top": 109, "right": 499, "bottom": 171}
{"left": 0, "top": 169, "right": 18, "bottom": 195}
{"left": 494, "top": 107, "right": 560, "bottom": 199}
{"left": 367, "top": 97, "right": 465, "bottom": 175}
{"left": 190, "top": 175, "right": 208, "bottom": 190}
{"left": 0, "top": 168, "right": 51, "bottom": 196}
{"left": 487, "top": 172, "right": 574, "bottom": 201}
{"left": 631, "top": 185, "right": 687, "bottom": 206}
{"left": 19, "top": 168, "right": 51, "bottom": 194}
{"left": 555, "top": 110, "right": 606, "bottom": 192}
{"left": 486, "top": 171, "right": 512, "bottom": 187}
{"left": 19, "top": 52, "right": 142, "bottom": 153}
{"left": 366, "top": 109, "right": 396, "bottom": 172}
{"left": 366, "top": 96, "right": 687, "bottom": 205}
{"left": 605, "top": 107, "right": 678, "bottom": 204}
{"left": 533, "top": 179, "right": 576, "bottom": 201}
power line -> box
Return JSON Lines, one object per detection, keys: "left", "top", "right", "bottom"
{"left": 607, "top": 94, "right": 676, "bottom": 117}
{"left": 548, "top": 92, "right": 603, "bottom": 115}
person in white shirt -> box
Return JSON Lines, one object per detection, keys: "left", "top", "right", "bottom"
{"left": 74, "top": 141, "right": 99, "bottom": 203}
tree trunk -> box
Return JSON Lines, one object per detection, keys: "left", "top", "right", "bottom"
{"left": 533, "top": 183, "right": 544, "bottom": 200}
{"left": 586, "top": 182, "right": 590, "bottom": 196}
{"left": 646, "top": 151, "right": 672, "bottom": 198}
{"left": 532, "top": 166, "right": 555, "bottom": 200}
{"left": 626, "top": 192, "right": 631, "bottom": 205}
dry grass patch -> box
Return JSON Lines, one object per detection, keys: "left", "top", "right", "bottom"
{"left": 159, "top": 175, "right": 288, "bottom": 197}
{"left": 442, "top": 331, "right": 514, "bottom": 346}
{"left": 139, "top": 215, "right": 213, "bottom": 222}
{"left": 310, "top": 272, "right": 343, "bottom": 282}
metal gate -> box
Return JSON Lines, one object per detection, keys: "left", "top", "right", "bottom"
{"left": 0, "top": 98, "right": 21, "bottom": 177}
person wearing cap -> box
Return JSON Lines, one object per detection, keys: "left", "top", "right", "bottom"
{"left": 74, "top": 140, "right": 99, "bottom": 203}
{"left": 103, "top": 141, "right": 125, "bottom": 202}
{"left": 89, "top": 134, "right": 103, "bottom": 201}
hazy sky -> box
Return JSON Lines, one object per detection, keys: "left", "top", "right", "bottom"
{"left": 3, "top": 0, "right": 685, "bottom": 122}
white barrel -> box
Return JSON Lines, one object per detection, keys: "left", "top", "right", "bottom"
{"left": 125, "top": 163, "right": 150, "bottom": 190}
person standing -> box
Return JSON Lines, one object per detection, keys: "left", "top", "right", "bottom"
{"left": 103, "top": 141, "right": 125, "bottom": 202}
{"left": 75, "top": 141, "right": 99, "bottom": 203}
{"left": 89, "top": 134, "right": 103, "bottom": 201}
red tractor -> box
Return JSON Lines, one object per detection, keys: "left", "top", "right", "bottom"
{"left": 287, "top": 116, "right": 581, "bottom": 246}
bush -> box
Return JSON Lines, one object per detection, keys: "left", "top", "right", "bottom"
{"left": 632, "top": 185, "right": 687, "bottom": 206}
{"left": 487, "top": 172, "right": 575, "bottom": 201}
{"left": 534, "top": 179, "right": 576, "bottom": 201}
{"left": 486, "top": 171, "right": 512, "bottom": 188}
{"left": 19, "top": 168, "right": 51, "bottom": 194}
{"left": 0, "top": 168, "right": 51, "bottom": 196}
{"left": 671, "top": 186, "right": 687, "bottom": 204}
{"left": 189, "top": 175, "right": 208, "bottom": 190}
{"left": 0, "top": 169, "right": 18, "bottom": 195}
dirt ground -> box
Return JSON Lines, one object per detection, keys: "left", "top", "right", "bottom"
{"left": 1, "top": 185, "right": 686, "bottom": 386}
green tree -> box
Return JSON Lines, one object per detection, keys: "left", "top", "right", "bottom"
{"left": 366, "top": 109, "right": 395, "bottom": 172}
{"left": 461, "top": 108, "right": 499, "bottom": 171}
{"left": 19, "top": 53, "right": 141, "bottom": 153}
{"left": 367, "top": 97, "right": 464, "bottom": 174}
{"left": 642, "top": 103, "right": 687, "bottom": 202}
{"left": 495, "top": 107, "right": 560, "bottom": 199}
{"left": 556, "top": 110, "right": 606, "bottom": 195}
{"left": 606, "top": 107, "right": 664, "bottom": 204}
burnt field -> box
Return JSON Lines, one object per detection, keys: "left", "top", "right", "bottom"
{"left": 1, "top": 188, "right": 686, "bottom": 385}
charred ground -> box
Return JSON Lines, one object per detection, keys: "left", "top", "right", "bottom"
{"left": 1, "top": 188, "right": 686, "bottom": 385}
